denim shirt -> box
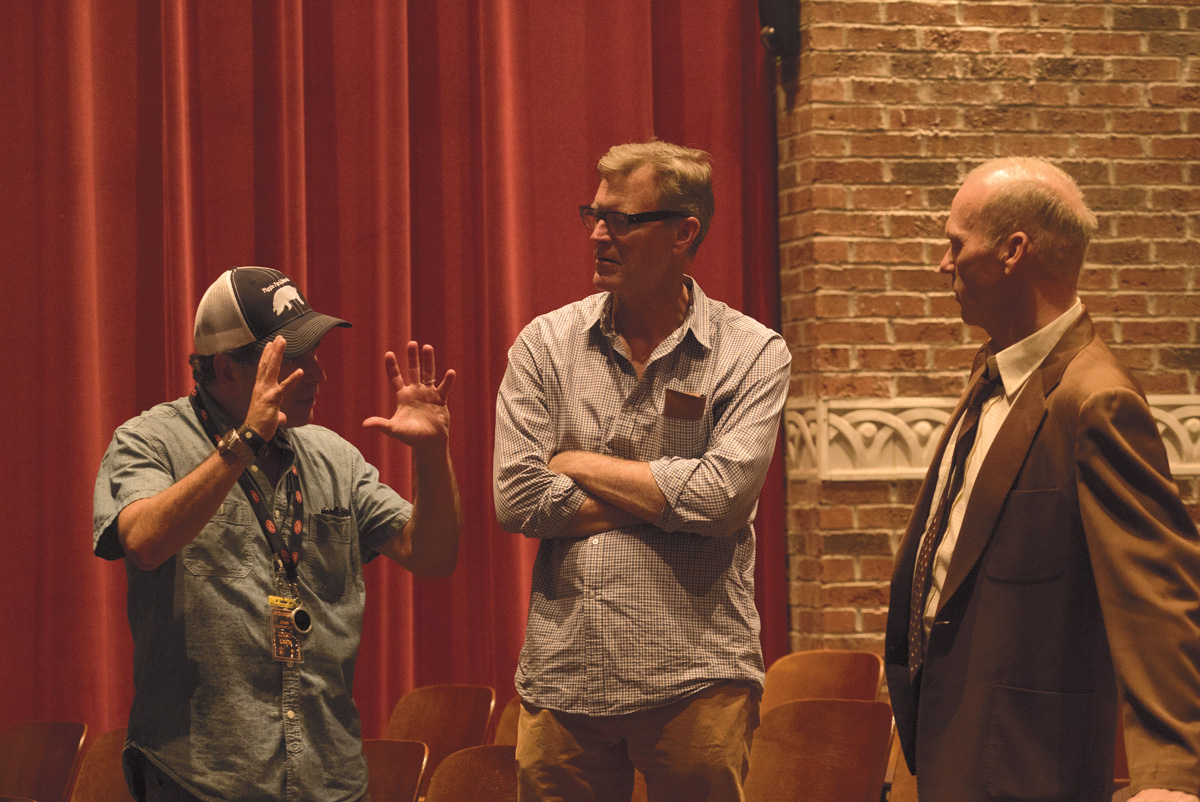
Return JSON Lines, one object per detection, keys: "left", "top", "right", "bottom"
{"left": 93, "top": 389, "right": 411, "bottom": 802}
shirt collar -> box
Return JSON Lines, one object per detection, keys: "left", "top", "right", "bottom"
{"left": 196, "top": 383, "right": 239, "bottom": 434}
{"left": 581, "top": 275, "right": 712, "bottom": 351}
{"left": 992, "top": 298, "right": 1083, "bottom": 400}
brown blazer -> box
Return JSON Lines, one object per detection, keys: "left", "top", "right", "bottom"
{"left": 886, "top": 312, "right": 1200, "bottom": 802}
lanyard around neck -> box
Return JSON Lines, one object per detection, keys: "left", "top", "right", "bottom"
{"left": 189, "top": 390, "right": 305, "bottom": 583}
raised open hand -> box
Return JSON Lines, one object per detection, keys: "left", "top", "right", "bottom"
{"left": 362, "top": 341, "right": 455, "bottom": 448}
{"left": 243, "top": 335, "right": 305, "bottom": 440}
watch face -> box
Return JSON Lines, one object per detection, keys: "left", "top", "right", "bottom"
{"left": 219, "top": 430, "right": 253, "bottom": 463}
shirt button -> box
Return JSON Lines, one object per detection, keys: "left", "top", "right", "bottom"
{"left": 286, "top": 710, "right": 296, "bottom": 720}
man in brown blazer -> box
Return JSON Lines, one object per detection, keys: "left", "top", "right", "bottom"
{"left": 886, "top": 157, "right": 1200, "bottom": 802}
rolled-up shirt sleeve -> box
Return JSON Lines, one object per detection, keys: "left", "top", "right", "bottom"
{"left": 347, "top": 445, "right": 413, "bottom": 562}
{"left": 650, "top": 336, "right": 790, "bottom": 538}
{"left": 494, "top": 324, "right": 589, "bottom": 538}
{"left": 93, "top": 416, "right": 182, "bottom": 561}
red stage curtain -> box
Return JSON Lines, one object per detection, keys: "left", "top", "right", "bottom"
{"left": 0, "top": 0, "right": 784, "bottom": 738}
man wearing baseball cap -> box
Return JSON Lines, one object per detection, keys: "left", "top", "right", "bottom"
{"left": 93, "top": 266, "right": 461, "bottom": 802}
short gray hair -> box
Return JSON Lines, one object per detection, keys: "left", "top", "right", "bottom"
{"left": 969, "top": 157, "right": 1099, "bottom": 273}
{"left": 597, "top": 140, "right": 714, "bottom": 254}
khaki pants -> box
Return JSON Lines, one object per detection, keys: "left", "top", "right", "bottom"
{"left": 516, "top": 682, "right": 759, "bottom": 802}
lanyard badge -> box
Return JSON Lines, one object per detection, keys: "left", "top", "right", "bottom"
{"left": 269, "top": 549, "right": 312, "bottom": 665}
{"left": 190, "top": 390, "right": 314, "bottom": 665}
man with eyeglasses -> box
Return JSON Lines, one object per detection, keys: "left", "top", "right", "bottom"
{"left": 494, "top": 141, "right": 790, "bottom": 801}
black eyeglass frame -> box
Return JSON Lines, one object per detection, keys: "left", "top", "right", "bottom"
{"left": 578, "top": 205, "right": 689, "bottom": 235}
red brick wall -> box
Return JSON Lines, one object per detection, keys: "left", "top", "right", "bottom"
{"left": 777, "top": 2, "right": 1200, "bottom": 654}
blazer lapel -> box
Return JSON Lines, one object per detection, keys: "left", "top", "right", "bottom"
{"left": 935, "top": 312, "right": 1096, "bottom": 615}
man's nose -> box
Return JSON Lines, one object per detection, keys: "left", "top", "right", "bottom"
{"left": 590, "top": 220, "right": 611, "bottom": 244}
{"left": 301, "top": 353, "right": 325, "bottom": 383}
{"left": 938, "top": 249, "right": 954, "bottom": 273}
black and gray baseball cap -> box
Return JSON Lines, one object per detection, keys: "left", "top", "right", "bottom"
{"left": 193, "top": 266, "right": 351, "bottom": 358}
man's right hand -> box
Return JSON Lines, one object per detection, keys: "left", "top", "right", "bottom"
{"left": 118, "top": 336, "right": 301, "bottom": 571}
{"left": 242, "top": 335, "right": 305, "bottom": 441}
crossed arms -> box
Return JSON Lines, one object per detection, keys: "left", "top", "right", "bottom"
{"left": 493, "top": 323, "right": 790, "bottom": 540}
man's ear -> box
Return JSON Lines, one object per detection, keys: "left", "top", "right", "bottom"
{"left": 212, "top": 353, "right": 244, "bottom": 388}
{"left": 1001, "top": 231, "right": 1030, "bottom": 275}
{"left": 674, "top": 216, "right": 701, "bottom": 255}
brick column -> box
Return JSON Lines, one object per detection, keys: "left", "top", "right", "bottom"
{"left": 776, "top": 1, "right": 1200, "bottom": 655}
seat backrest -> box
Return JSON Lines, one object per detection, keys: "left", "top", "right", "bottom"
{"left": 383, "top": 684, "right": 495, "bottom": 798}
{"left": 69, "top": 728, "right": 134, "bottom": 802}
{"left": 490, "top": 697, "right": 521, "bottom": 746}
{"left": 759, "top": 650, "right": 884, "bottom": 713}
{"left": 362, "top": 739, "right": 427, "bottom": 802}
{"left": 743, "top": 699, "right": 893, "bottom": 802}
{"left": 423, "top": 745, "right": 516, "bottom": 802}
{"left": 0, "top": 720, "right": 88, "bottom": 802}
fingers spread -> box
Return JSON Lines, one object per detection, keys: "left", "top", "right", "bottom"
{"left": 421, "top": 343, "right": 437, "bottom": 385}
{"left": 382, "top": 351, "right": 402, "bottom": 387}
{"left": 278, "top": 366, "right": 306, "bottom": 393}
{"left": 391, "top": 340, "right": 450, "bottom": 391}
{"left": 406, "top": 341, "right": 420, "bottom": 384}
{"left": 257, "top": 336, "right": 286, "bottom": 383}
{"left": 437, "top": 368, "right": 456, "bottom": 398}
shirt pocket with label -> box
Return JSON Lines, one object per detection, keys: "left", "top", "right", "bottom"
{"left": 302, "top": 512, "right": 355, "bottom": 602}
{"left": 659, "top": 387, "right": 710, "bottom": 458}
{"left": 182, "top": 499, "right": 253, "bottom": 578}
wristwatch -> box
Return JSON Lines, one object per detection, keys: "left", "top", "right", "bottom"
{"left": 217, "top": 426, "right": 266, "bottom": 466}
{"left": 236, "top": 424, "right": 268, "bottom": 456}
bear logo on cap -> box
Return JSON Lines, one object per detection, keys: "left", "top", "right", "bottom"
{"left": 272, "top": 285, "right": 304, "bottom": 318}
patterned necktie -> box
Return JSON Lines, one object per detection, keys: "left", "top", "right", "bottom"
{"left": 908, "top": 365, "right": 1001, "bottom": 681}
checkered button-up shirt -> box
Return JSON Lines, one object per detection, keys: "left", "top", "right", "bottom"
{"left": 494, "top": 278, "right": 791, "bottom": 715}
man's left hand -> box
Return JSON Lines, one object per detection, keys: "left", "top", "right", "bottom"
{"left": 363, "top": 341, "right": 455, "bottom": 448}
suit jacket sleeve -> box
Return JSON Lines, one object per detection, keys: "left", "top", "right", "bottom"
{"left": 1077, "top": 386, "right": 1200, "bottom": 795}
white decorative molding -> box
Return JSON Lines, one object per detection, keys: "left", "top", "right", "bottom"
{"left": 786, "top": 395, "right": 1200, "bottom": 481}
{"left": 1149, "top": 396, "right": 1200, "bottom": 476}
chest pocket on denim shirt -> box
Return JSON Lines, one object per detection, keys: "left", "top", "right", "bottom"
{"left": 183, "top": 499, "right": 253, "bottom": 578}
{"left": 302, "top": 512, "right": 354, "bottom": 601}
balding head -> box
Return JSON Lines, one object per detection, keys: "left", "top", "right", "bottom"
{"left": 963, "top": 157, "right": 1098, "bottom": 278}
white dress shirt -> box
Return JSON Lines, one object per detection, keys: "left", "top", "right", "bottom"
{"left": 921, "top": 299, "right": 1084, "bottom": 635}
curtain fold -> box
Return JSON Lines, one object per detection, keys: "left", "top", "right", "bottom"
{"left": 0, "top": 0, "right": 785, "bottom": 738}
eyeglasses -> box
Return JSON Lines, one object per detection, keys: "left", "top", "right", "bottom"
{"left": 578, "top": 206, "right": 688, "bottom": 235}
